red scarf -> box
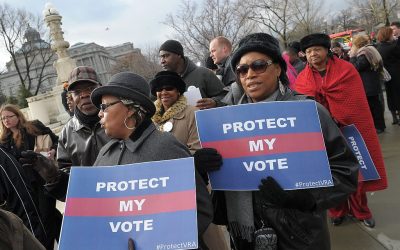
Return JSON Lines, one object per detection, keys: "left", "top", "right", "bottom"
{"left": 295, "top": 57, "right": 387, "bottom": 192}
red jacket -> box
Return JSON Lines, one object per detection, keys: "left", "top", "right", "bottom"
{"left": 295, "top": 57, "right": 387, "bottom": 192}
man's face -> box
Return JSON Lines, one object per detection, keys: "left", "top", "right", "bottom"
{"left": 390, "top": 25, "right": 400, "bottom": 38}
{"left": 159, "top": 50, "right": 181, "bottom": 72}
{"left": 209, "top": 40, "right": 228, "bottom": 64}
{"left": 305, "top": 46, "right": 328, "bottom": 67}
{"left": 69, "top": 82, "right": 99, "bottom": 116}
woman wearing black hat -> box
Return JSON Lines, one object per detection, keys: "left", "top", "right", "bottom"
{"left": 150, "top": 71, "right": 200, "bottom": 155}
{"left": 150, "top": 71, "right": 230, "bottom": 250}
{"left": 205, "top": 33, "right": 359, "bottom": 250}
{"left": 90, "top": 72, "right": 215, "bottom": 249}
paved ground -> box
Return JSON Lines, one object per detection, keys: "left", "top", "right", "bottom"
{"left": 330, "top": 110, "right": 400, "bottom": 250}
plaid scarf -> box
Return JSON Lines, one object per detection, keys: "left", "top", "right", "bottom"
{"left": 357, "top": 45, "right": 383, "bottom": 71}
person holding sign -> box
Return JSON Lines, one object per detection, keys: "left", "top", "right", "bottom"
{"left": 90, "top": 72, "right": 214, "bottom": 249}
{"left": 296, "top": 33, "right": 388, "bottom": 228}
{"left": 207, "top": 33, "right": 359, "bottom": 250}
{"left": 150, "top": 71, "right": 229, "bottom": 250}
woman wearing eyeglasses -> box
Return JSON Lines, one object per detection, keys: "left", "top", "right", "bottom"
{"left": 202, "top": 33, "right": 359, "bottom": 250}
{"left": 90, "top": 72, "right": 214, "bottom": 249}
{"left": 0, "top": 104, "right": 61, "bottom": 250}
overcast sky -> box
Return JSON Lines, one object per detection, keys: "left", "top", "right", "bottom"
{"left": 0, "top": 0, "right": 349, "bottom": 71}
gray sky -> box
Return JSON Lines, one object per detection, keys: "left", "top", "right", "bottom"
{"left": 0, "top": 0, "right": 349, "bottom": 70}
{"left": 0, "top": 0, "right": 190, "bottom": 70}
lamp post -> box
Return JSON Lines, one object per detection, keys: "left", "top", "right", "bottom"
{"left": 43, "top": 2, "right": 76, "bottom": 86}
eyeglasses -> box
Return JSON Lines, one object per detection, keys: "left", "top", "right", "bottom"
{"left": 1, "top": 115, "right": 16, "bottom": 121}
{"left": 156, "top": 86, "right": 176, "bottom": 92}
{"left": 236, "top": 59, "right": 273, "bottom": 78}
{"left": 69, "top": 86, "right": 97, "bottom": 97}
{"left": 99, "top": 100, "right": 121, "bottom": 112}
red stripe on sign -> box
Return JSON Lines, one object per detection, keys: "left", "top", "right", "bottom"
{"left": 64, "top": 190, "right": 196, "bottom": 217}
{"left": 202, "top": 132, "right": 325, "bottom": 158}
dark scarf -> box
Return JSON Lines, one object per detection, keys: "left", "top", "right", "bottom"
{"left": 74, "top": 107, "right": 100, "bottom": 128}
{"left": 129, "top": 118, "right": 152, "bottom": 142}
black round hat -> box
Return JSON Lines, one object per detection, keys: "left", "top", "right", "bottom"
{"left": 230, "top": 33, "right": 287, "bottom": 73}
{"left": 91, "top": 72, "right": 155, "bottom": 117}
{"left": 300, "top": 33, "right": 331, "bottom": 52}
{"left": 149, "top": 71, "right": 187, "bottom": 96}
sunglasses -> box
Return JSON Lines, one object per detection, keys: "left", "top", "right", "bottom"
{"left": 156, "top": 86, "right": 176, "bottom": 92}
{"left": 99, "top": 100, "right": 121, "bottom": 112}
{"left": 235, "top": 59, "right": 273, "bottom": 78}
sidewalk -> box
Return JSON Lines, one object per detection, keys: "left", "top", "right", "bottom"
{"left": 330, "top": 111, "right": 400, "bottom": 250}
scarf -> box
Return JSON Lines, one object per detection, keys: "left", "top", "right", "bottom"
{"left": 295, "top": 57, "right": 387, "bottom": 192}
{"left": 357, "top": 45, "right": 383, "bottom": 71}
{"left": 152, "top": 95, "right": 187, "bottom": 130}
{"left": 225, "top": 87, "right": 285, "bottom": 243}
{"left": 74, "top": 107, "right": 100, "bottom": 128}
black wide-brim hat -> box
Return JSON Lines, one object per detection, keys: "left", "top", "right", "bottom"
{"left": 300, "top": 33, "right": 331, "bottom": 52}
{"left": 149, "top": 71, "right": 187, "bottom": 96}
{"left": 91, "top": 72, "right": 156, "bottom": 117}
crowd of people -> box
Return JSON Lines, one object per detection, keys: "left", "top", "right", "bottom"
{"left": 1, "top": 22, "right": 396, "bottom": 250}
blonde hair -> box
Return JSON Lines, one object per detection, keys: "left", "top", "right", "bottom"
{"left": 352, "top": 35, "right": 370, "bottom": 49}
{"left": 0, "top": 104, "right": 40, "bottom": 148}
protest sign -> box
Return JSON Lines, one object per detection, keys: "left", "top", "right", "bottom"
{"left": 195, "top": 101, "right": 333, "bottom": 190}
{"left": 341, "top": 124, "right": 380, "bottom": 181}
{"left": 59, "top": 158, "right": 198, "bottom": 250}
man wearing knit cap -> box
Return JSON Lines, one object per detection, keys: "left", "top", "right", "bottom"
{"left": 295, "top": 33, "right": 388, "bottom": 228}
{"left": 159, "top": 39, "right": 226, "bottom": 109}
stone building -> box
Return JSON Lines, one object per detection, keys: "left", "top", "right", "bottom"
{"left": 0, "top": 28, "right": 142, "bottom": 98}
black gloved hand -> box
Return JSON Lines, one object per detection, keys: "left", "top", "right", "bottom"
{"left": 194, "top": 148, "right": 223, "bottom": 173}
{"left": 128, "top": 238, "right": 135, "bottom": 250}
{"left": 258, "top": 176, "right": 316, "bottom": 212}
{"left": 20, "top": 150, "right": 59, "bottom": 183}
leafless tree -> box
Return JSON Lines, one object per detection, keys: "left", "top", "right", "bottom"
{"left": 0, "top": 3, "right": 55, "bottom": 105}
{"left": 331, "top": 9, "right": 359, "bottom": 32}
{"left": 246, "top": 0, "right": 295, "bottom": 47}
{"left": 351, "top": 0, "right": 400, "bottom": 31}
{"left": 110, "top": 47, "right": 161, "bottom": 81}
{"left": 246, "top": 0, "right": 325, "bottom": 47}
{"left": 164, "top": 0, "right": 255, "bottom": 62}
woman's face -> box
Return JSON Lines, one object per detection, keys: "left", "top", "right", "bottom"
{"left": 98, "top": 95, "right": 135, "bottom": 139}
{"left": 1, "top": 110, "right": 19, "bottom": 130}
{"left": 156, "top": 86, "right": 180, "bottom": 110}
{"left": 237, "top": 51, "right": 281, "bottom": 103}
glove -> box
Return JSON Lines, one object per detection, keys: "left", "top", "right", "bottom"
{"left": 128, "top": 238, "right": 135, "bottom": 250}
{"left": 194, "top": 148, "right": 223, "bottom": 173}
{"left": 258, "top": 176, "right": 316, "bottom": 212}
{"left": 20, "top": 150, "right": 59, "bottom": 183}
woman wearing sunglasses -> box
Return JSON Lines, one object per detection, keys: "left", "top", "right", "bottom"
{"left": 150, "top": 71, "right": 229, "bottom": 249}
{"left": 204, "top": 33, "right": 359, "bottom": 250}
{"left": 150, "top": 71, "right": 200, "bottom": 155}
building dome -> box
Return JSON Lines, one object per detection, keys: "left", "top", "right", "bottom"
{"left": 24, "top": 26, "right": 41, "bottom": 42}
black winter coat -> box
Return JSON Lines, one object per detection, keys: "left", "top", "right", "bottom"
{"left": 214, "top": 88, "right": 359, "bottom": 250}
{"left": 377, "top": 40, "right": 400, "bottom": 85}
{"left": 350, "top": 54, "right": 382, "bottom": 96}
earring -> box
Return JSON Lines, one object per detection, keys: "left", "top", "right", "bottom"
{"left": 124, "top": 116, "right": 135, "bottom": 130}
{"left": 278, "top": 77, "right": 285, "bottom": 95}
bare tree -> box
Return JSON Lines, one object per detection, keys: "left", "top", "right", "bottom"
{"left": 164, "top": 0, "right": 255, "bottom": 62}
{"left": 246, "top": 0, "right": 295, "bottom": 47}
{"left": 110, "top": 47, "right": 161, "bottom": 81}
{"left": 331, "top": 9, "right": 359, "bottom": 33}
{"left": 351, "top": 0, "right": 400, "bottom": 31}
{"left": 0, "top": 3, "right": 55, "bottom": 105}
